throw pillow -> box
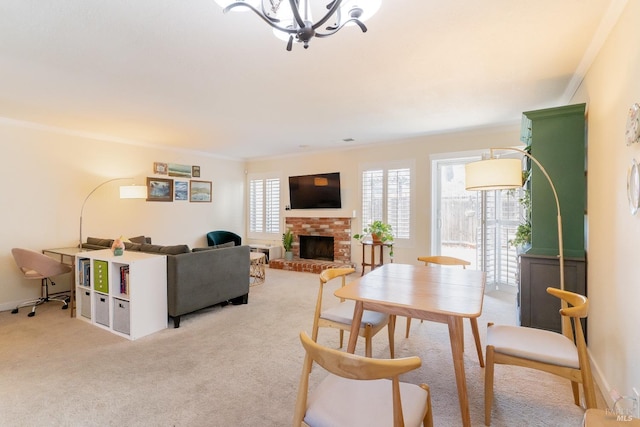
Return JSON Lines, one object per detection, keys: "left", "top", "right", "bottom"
{"left": 86, "top": 237, "right": 114, "bottom": 247}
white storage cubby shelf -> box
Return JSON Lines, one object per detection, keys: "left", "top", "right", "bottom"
{"left": 75, "top": 249, "right": 167, "bottom": 340}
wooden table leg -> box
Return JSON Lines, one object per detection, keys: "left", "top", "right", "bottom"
{"left": 346, "top": 301, "right": 364, "bottom": 353}
{"left": 448, "top": 316, "right": 471, "bottom": 427}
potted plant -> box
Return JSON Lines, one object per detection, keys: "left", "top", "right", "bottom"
{"left": 353, "top": 220, "right": 394, "bottom": 243}
{"left": 282, "top": 229, "right": 294, "bottom": 261}
{"left": 509, "top": 187, "right": 531, "bottom": 253}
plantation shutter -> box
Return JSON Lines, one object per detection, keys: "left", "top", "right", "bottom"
{"left": 265, "top": 178, "right": 280, "bottom": 233}
{"left": 361, "top": 169, "right": 384, "bottom": 227}
{"left": 249, "top": 177, "right": 280, "bottom": 235}
{"left": 387, "top": 168, "right": 410, "bottom": 239}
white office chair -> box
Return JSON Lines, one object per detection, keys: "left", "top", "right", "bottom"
{"left": 11, "top": 248, "right": 72, "bottom": 317}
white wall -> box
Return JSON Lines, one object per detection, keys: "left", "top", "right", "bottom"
{"left": 246, "top": 125, "right": 520, "bottom": 268}
{"left": 0, "top": 120, "right": 245, "bottom": 310}
{"left": 572, "top": 0, "right": 640, "bottom": 405}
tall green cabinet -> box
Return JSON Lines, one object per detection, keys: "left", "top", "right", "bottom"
{"left": 518, "top": 103, "right": 587, "bottom": 334}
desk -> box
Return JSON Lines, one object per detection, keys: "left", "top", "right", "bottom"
{"left": 42, "top": 247, "right": 86, "bottom": 318}
{"left": 360, "top": 240, "right": 393, "bottom": 275}
{"left": 335, "top": 263, "right": 485, "bottom": 427}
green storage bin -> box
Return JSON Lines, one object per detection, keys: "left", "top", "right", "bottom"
{"left": 93, "top": 260, "right": 109, "bottom": 293}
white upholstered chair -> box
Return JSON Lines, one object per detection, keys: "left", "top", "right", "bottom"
{"left": 312, "top": 267, "right": 394, "bottom": 358}
{"left": 11, "top": 248, "right": 72, "bottom": 317}
{"left": 484, "top": 287, "right": 596, "bottom": 425}
{"left": 293, "top": 331, "right": 433, "bottom": 427}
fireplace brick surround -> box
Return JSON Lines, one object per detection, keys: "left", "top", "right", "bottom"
{"left": 269, "top": 217, "right": 355, "bottom": 274}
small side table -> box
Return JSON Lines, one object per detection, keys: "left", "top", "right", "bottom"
{"left": 361, "top": 241, "right": 394, "bottom": 276}
{"left": 250, "top": 252, "right": 266, "bottom": 286}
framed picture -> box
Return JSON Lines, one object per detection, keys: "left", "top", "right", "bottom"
{"left": 168, "top": 163, "right": 192, "bottom": 178}
{"left": 153, "top": 162, "right": 168, "bottom": 175}
{"left": 146, "top": 177, "right": 173, "bottom": 202}
{"left": 190, "top": 180, "right": 212, "bottom": 202}
{"left": 174, "top": 180, "right": 188, "bottom": 201}
{"left": 192, "top": 165, "right": 201, "bottom": 178}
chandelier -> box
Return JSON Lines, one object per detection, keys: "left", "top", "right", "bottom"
{"left": 214, "top": 0, "right": 381, "bottom": 51}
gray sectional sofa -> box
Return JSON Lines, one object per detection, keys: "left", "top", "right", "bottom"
{"left": 82, "top": 237, "right": 250, "bottom": 327}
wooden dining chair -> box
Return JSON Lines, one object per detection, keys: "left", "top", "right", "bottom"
{"left": 406, "top": 256, "right": 483, "bottom": 367}
{"left": 484, "top": 287, "right": 596, "bottom": 426}
{"left": 312, "top": 267, "right": 394, "bottom": 358}
{"left": 293, "top": 331, "right": 433, "bottom": 427}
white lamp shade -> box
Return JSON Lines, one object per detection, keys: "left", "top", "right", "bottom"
{"left": 119, "top": 185, "right": 147, "bottom": 199}
{"left": 465, "top": 158, "right": 523, "bottom": 191}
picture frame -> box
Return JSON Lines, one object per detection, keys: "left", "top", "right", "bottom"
{"left": 190, "top": 180, "right": 212, "bottom": 202}
{"left": 168, "top": 163, "right": 192, "bottom": 178}
{"left": 146, "top": 177, "right": 173, "bottom": 202}
{"left": 192, "top": 165, "right": 201, "bottom": 178}
{"left": 174, "top": 180, "right": 188, "bottom": 201}
{"left": 153, "top": 162, "right": 168, "bottom": 175}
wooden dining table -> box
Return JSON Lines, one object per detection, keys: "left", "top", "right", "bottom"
{"left": 334, "top": 263, "right": 486, "bottom": 427}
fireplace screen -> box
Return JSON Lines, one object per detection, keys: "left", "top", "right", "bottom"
{"left": 299, "top": 235, "right": 334, "bottom": 261}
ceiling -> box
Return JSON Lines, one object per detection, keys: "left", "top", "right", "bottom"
{"left": 0, "top": 0, "right": 622, "bottom": 160}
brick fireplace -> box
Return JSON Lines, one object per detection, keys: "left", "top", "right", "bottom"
{"left": 269, "top": 217, "right": 355, "bottom": 273}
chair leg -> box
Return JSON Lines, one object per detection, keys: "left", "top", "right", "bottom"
{"left": 364, "top": 324, "right": 373, "bottom": 358}
{"left": 571, "top": 381, "right": 580, "bottom": 406}
{"left": 339, "top": 330, "right": 344, "bottom": 349}
{"left": 388, "top": 315, "right": 396, "bottom": 359}
{"left": 420, "top": 383, "right": 434, "bottom": 427}
{"left": 485, "top": 345, "right": 495, "bottom": 426}
{"left": 581, "top": 366, "right": 597, "bottom": 409}
{"left": 470, "top": 318, "right": 484, "bottom": 367}
{"left": 405, "top": 316, "right": 412, "bottom": 338}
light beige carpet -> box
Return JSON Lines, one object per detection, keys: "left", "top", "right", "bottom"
{"left": 0, "top": 268, "right": 603, "bottom": 426}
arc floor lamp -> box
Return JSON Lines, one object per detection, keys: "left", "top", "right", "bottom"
{"left": 464, "top": 147, "right": 565, "bottom": 291}
{"left": 79, "top": 178, "right": 147, "bottom": 249}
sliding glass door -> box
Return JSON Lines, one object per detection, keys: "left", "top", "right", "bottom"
{"left": 432, "top": 157, "right": 521, "bottom": 288}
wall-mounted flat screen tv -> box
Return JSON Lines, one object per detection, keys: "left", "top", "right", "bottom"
{"left": 289, "top": 172, "right": 342, "bottom": 209}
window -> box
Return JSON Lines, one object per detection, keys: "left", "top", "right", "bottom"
{"left": 432, "top": 156, "right": 522, "bottom": 287}
{"left": 248, "top": 175, "right": 280, "bottom": 237}
{"left": 360, "top": 162, "right": 413, "bottom": 240}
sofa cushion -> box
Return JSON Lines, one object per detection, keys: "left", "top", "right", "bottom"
{"left": 86, "top": 237, "right": 114, "bottom": 247}
{"left": 140, "top": 243, "right": 190, "bottom": 255}
{"left": 124, "top": 242, "right": 142, "bottom": 251}
{"left": 128, "top": 235, "right": 148, "bottom": 244}
{"left": 216, "top": 241, "right": 236, "bottom": 249}
{"left": 192, "top": 246, "right": 217, "bottom": 252}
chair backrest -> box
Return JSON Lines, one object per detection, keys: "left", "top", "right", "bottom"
{"left": 317, "top": 267, "right": 355, "bottom": 307}
{"left": 11, "top": 248, "right": 72, "bottom": 278}
{"left": 294, "top": 331, "right": 422, "bottom": 426}
{"left": 417, "top": 255, "right": 470, "bottom": 268}
{"left": 206, "top": 230, "right": 242, "bottom": 247}
{"left": 546, "top": 287, "right": 588, "bottom": 344}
